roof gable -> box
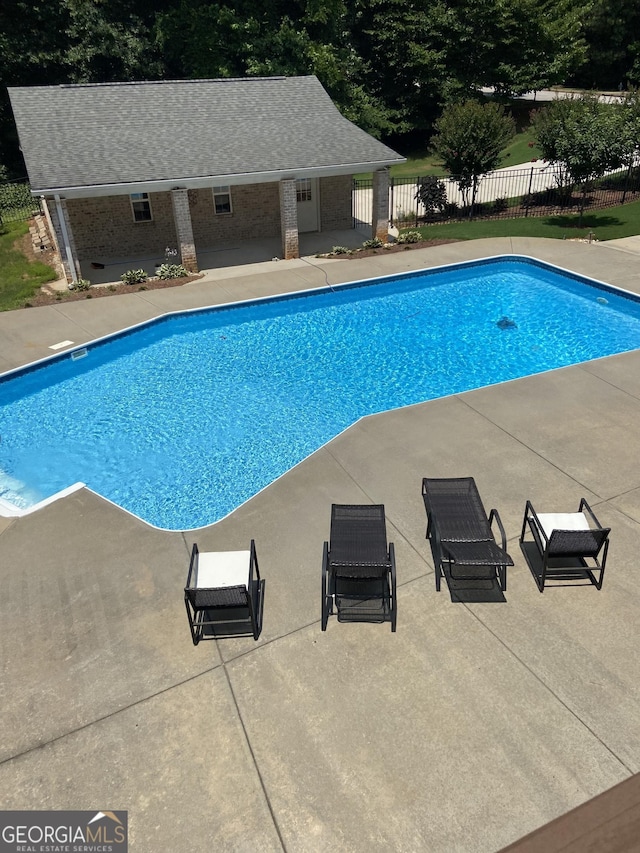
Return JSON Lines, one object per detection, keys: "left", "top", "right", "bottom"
{"left": 9, "top": 76, "right": 404, "bottom": 195}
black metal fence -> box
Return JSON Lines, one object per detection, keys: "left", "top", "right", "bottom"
{"left": 353, "top": 162, "right": 640, "bottom": 229}
{"left": 0, "top": 177, "right": 42, "bottom": 225}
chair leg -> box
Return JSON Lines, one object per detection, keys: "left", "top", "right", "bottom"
{"left": 321, "top": 542, "right": 329, "bottom": 631}
{"left": 185, "top": 597, "right": 199, "bottom": 645}
{"left": 538, "top": 555, "right": 547, "bottom": 592}
{"left": 248, "top": 582, "right": 260, "bottom": 641}
{"left": 390, "top": 544, "right": 397, "bottom": 632}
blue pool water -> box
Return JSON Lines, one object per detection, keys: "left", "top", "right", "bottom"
{"left": 2, "top": 255, "right": 640, "bottom": 530}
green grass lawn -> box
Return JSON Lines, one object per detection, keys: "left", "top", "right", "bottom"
{"left": 357, "top": 127, "right": 543, "bottom": 180}
{"left": 406, "top": 198, "right": 640, "bottom": 242}
{"left": 0, "top": 221, "right": 57, "bottom": 311}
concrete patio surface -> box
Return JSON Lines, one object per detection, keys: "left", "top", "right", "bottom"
{"left": 2, "top": 236, "right": 640, "bottom": 851}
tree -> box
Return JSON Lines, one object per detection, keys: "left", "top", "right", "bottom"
{"left": 480, "top": 0, "right": 588, "bottom": 96}
{"left": 352, "top": 0, "right": 449, "bottom": 135}
{"left": 531, "top": 96, "right": 630, "bottom": 218}
{"left": 415, "top": 176, "right": 448, "bottom": 219}
{"left": 568, "top": 0, "right": 640, "bottom": 90}
{"left": 432, "top": 100, "right": 515, "bottom": 211}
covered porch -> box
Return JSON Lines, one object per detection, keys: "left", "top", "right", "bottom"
{"left": 76, "top": 226, "right": 373, "bottom": 285}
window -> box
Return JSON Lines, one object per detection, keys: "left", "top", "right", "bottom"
{"left": 296, "top": 179, "right": 312, "bottom": 202}
{"left": 130, "top": 192, "right": 152, "bottom": 222}
{"left": 213, "top": 185, "right": 232, "bottom": 215}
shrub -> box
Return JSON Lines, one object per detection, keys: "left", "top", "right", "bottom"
{"left": 492, "top": 197, "right": 508, "bottom": 213}
{"left": 0, "top": 178, "right": 37, "bottom": 222}
{"left": 397, "top": 230, "right": 422, "bottom": 244}
{"left": 362, "top": 237, "right": 384, "bottom": 249}
{"left": 121, "top": 268, "right": 148, "bottom": 285}
{"left": 70, "top": 277, "right": 91, "bottom": 291}
{"left": 415, "top": 176, "right": 448, "bottom": 217}
{"left": 331, "top": 245, "right": 350, "bottom": 254}
{"left": 156, "top": 263, "right": 189, "bottom": 280}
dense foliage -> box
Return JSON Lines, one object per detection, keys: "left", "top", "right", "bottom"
{"left": 0, "top": 0, "right": 638, "bottom": 176}
{"left": 432, "top": 100, "right": 515, "bottom": 206}
{"left": 532, "top": 96, "right": 638, "bottom": 187}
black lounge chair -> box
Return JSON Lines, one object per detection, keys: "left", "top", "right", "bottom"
{"left": 322, "top": 504, "right": 397, "bottom": 631}
{"left": 184, "top": 541, "right": 263, "bottom": 643}
{"left": 520, "top": 499, "right": 610, "bottom": 591}
{"left": 422, "top": 477, "right": 513, "bottom": 591}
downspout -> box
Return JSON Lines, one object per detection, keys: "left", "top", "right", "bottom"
{"left": 54, "top": 194, "right": 77, "bottom": 285}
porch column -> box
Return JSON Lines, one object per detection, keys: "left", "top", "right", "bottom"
{"left": 47, "top": 196, "right": 80, "bottom": 285}
{"left": 279, "top": 179, "right": 299, "bottom": 259}
{"left": 371, "top": 167, "right": 390, "bottom": 242}
{"left": 170, "top": 188, "right": 198, "bottom": 272}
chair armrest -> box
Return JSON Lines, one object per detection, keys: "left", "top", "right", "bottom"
{"left": 488, "top": 508, "right": 508, "bottom": 551}
{"left": 524, "top": 500, "right": 549, "bottom": 544}
{"left": 579, "top": 498, "right": 603, "bottom": 529}
{"left": 250, "top": 539, "right": 260, "bottom": 582}
{"left": 421, "top": 478, "right": 430, "bottom": 515}
{"left": 185, "top": 542, "right": 199, "bottom": 588}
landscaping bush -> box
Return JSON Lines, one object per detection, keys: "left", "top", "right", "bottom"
{"left": 331, "top": 245, "right": 350, "bottom": 254}
{"left": 121, "top": 268, "right": 148, "bottom": 285}
{"left": 69, "top": 277, "right": 91, "bottom": 291}
{"left": 397, "top": 230, "right": 422, "bottom": 244}
{"left": 415, "top": 176, "right": 448, "bottom": 218}
{"left": 362, "top": 237, "right": 384, "bottom": 249}
{"left": 157, "top": 263, "right": 189, "bottom": 280}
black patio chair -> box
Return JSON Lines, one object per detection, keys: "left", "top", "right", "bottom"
{"left": 520, "top": 499, "right": 610, "bottom": 592}
{"left": 422, "top": 477, "right": 513, "bottom": 591}
{"left": 322, "top": 504, "right": 397, "bottom": 631}
{"left": 184, "top": 540, "right": 263, "bottom": 643}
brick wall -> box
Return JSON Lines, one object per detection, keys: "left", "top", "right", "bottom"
{"left": 190, "top": 183, "right": 281, "bottom": 248}
{"left": 372, "top": 168, "right": 390, "bottom": 241}
{"left": 170, "top": 188, "right": 197, "bottom": 272}
{"left": 279, "top": 180, "right": 299, "bottom": 259}
{"left": 319, "top": 175, "right": 352, "bottom": 230}
{"left": 64, "top": 175, "right": 354, "bottom": 265}
{"left": 66, "top": 193, "right": 178, "bottom": 259}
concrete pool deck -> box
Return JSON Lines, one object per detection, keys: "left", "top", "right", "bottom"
{"left": 2, "top": 236, "right": 640, "bottom": 851}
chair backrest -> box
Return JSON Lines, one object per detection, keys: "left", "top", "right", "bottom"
{"left": 547, "top": 527, "right": 610, "bottom": 558}
{"left": 422, "top": 477, "right": 492, "bottom": 542}
{"left": 329, "top": 504, "right": 389, "bottom": 574}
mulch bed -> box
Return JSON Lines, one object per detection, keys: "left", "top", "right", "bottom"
{"left": 23, "top": 236, "right": 460, "bottom": 308}
{"left": 26, "top": 274, "right": 203, "bottom": 308}
{"left": 320, "top": 237, "right": 459, "bottom": 260}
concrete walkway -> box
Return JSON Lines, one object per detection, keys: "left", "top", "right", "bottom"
{"left": 2, "top": 237, "right": 640, "bottom": 851}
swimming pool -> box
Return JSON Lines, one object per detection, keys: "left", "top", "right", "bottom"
{"left": 2, "top": 255, "right": 640, "bottom": 530}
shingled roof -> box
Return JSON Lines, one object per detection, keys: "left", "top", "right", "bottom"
{"left": 9, "top": 76, "right": 404, "bottom": 197}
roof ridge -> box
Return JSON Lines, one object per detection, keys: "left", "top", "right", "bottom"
{"left": 54, "top": 76, "right": 308, "bottom": 90}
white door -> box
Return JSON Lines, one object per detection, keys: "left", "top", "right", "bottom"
{"left": 296, "top": 178, "right": 319, "bottom": 232}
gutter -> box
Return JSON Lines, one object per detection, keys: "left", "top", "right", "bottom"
{"left": 32, "top": 159, "right": 406, "bottom": 200}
